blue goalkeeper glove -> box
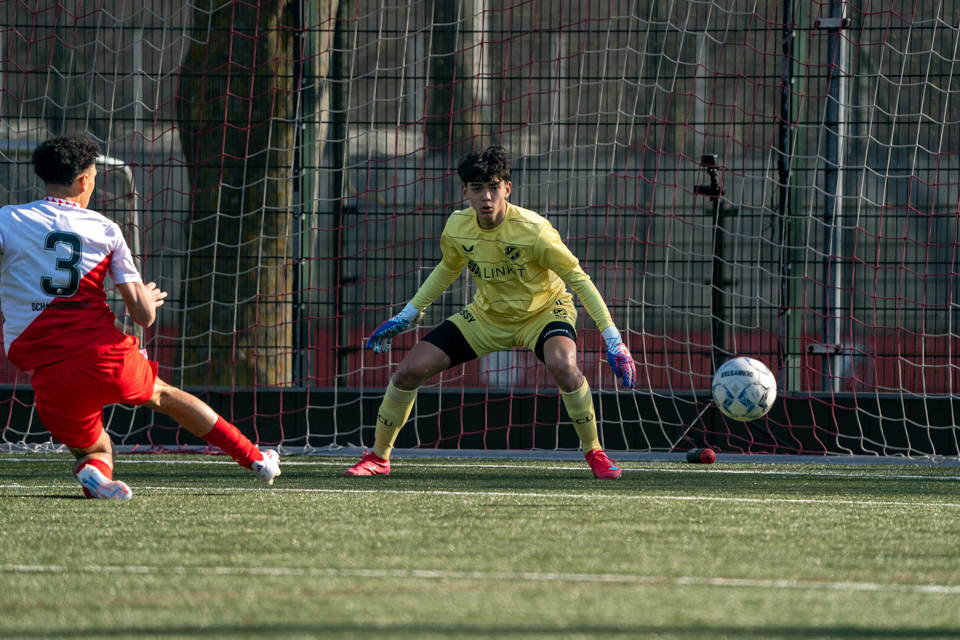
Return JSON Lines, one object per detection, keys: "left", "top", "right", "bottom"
{"left": 602, "top": 326, "right": 636, "bottom": 388}
{"left": 366, "top": 303, "right": 425, "bottom": 354}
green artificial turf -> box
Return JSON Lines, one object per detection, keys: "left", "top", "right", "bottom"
{"left": 2, "top": 454, "right": 959, "bottom": 639}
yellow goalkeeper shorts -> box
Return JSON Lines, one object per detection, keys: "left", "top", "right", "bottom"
{"left": 447, "top": 299, "right": 578, "bottom": 362}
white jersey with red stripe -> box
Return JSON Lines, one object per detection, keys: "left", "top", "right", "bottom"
{"left": 0, "top": 197, "right": 142, "bottom": 371}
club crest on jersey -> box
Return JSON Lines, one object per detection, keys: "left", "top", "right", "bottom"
{"left": 461, "top": 244, "right": 475, "bottom": 253}
{"left": 504, "top": 246, "right": 521, "bottom": 262}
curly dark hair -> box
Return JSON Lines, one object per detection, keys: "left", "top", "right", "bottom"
{"left": 31, "top": 134, "right": 101, "bottom": 186}
{"left": 457, "top": 146, "right": 512, "bottom": 184}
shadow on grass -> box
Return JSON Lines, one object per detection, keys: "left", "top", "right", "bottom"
{"left": 1, "top": 494, "right": 84, "bottom": 500}
{"left": 327, "top": 468, "right": 960, "bottom": 503}
{"left": 7, "top": 624, "right": 960, "bottom": 639}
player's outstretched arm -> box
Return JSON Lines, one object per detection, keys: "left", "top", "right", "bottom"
{"left": 116, "top": 281, "right": 167, "bottom": 328}
{"left": 366, "top": 302, "right": 426, "bottom": 354}
{"left": 602, "top": 326, "right": 637, "bottom": 388}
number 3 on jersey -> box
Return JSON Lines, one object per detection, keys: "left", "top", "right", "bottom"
{"left": 41, "top": 231, "right": 83, "bottom": 297}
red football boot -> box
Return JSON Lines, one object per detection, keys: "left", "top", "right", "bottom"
{"left": 585, "top": 448, "right": 622, "bottom": 479}
{"left": 343, "top": 450, "right": 391, "bottom": 477}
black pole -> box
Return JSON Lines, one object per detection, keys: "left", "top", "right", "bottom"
{"left": 331, "top": 0, "right": 350, "bottom": 386}
{"left": 710, "top": 191, "right": 725, "bottom": 373}
{"left": 821, "top": 3, "right": 849, "bottom": 392}
{"left": 291, "top": 0, "right": 305, "bottom": 385}
{"left": 696, "top": 155, "right": 725, "bottom": 372}
{"left": 777, "top": 0, "right": 794, "bottom": 388}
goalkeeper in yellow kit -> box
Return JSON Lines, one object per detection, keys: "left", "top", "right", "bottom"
{"left": 344, "top": 147, "right": 636, "bottom": 479}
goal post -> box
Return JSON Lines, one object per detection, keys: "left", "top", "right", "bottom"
{"left": 1, "top": 0, "right": 958, "bottom": 458}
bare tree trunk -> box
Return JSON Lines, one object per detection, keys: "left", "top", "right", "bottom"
{"left": 175, "top": 0, "right": 304, "bottom": 387}
{"left": 427, "top": 0, "right": 487, "bottom": 154}
{"left": 312, "top": 0, "right": 341, "bottom": 168}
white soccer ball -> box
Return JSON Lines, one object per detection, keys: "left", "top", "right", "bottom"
{"left": 712, "top": 357, "right": 777, "bottom": 421}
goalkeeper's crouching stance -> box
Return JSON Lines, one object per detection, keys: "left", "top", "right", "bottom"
{"left": 345, "top": 147, "right": 637, "bottom": 479}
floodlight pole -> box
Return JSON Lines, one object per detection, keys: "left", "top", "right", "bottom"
{"left": 818, "top": 4, "right": 850, "bottom": 392}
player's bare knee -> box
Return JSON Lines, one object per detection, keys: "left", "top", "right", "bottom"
{"left": 145, "top": 378, "right": 176, "bottom": 410}
{"left": 546, "top": 359, "right": 583, "bottom": 392}
{"left": 556, "top": 369, "right": 585, "bottom": 392}
{"left": 392, "top": 365, "right": 425, "bottom": 391}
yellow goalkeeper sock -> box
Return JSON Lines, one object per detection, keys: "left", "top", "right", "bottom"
{"left": 372, "top": 381, "right": 418, "bottom": 460}
{"left": 561, "top": 379, "right": 601, "bottom": 452}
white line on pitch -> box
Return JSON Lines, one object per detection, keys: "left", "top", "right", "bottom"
{"left": 2, "top": 484, "right": 959, "bottom": 508}
{"left": 2, "top": 564, "right": 958, "bottom": 594}
{"left": 1, "top": 457, "right": 958, "bottom": 482}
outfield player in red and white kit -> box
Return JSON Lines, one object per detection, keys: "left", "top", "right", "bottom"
{"left": 0, "top": 134, "right": 280, "bottom": 499}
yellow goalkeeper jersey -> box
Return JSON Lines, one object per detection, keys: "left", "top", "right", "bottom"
{"left": 410, "top": 203, "right": 614, "bottom": 330}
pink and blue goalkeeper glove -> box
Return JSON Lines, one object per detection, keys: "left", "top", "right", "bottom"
{"left": 366, "top": 303, "right": 425, "bottom": 354}
{"left": 602, "top": 326, "right": 637, "bottom": 388}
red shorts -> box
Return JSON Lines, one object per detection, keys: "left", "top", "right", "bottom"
{"left": 31, "top": 336, "right": 159, "bottom": 449}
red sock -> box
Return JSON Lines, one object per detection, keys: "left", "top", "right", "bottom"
{"left": 203, "top": 416, "right": 263, "bottom": 469}
{"left": 74, "top": 458, "right": 113, "bottom": 499}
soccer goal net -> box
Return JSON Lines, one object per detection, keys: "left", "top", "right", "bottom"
{"left": 1, "top": 0, "right": 958, "bottom": 457}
